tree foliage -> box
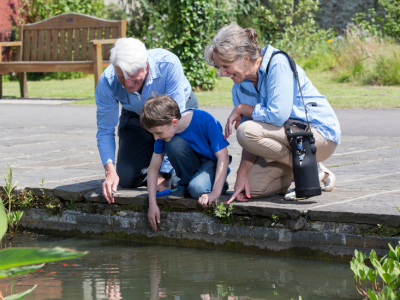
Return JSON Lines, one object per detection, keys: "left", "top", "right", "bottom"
{"left": 165, "top": 0, "right": 216, "bottom": 90}
{"left": 352, "top": 0, "right": 400, "bottom": 42}
{"left": 18, "top": 0, "right": 108, "bottom": 24}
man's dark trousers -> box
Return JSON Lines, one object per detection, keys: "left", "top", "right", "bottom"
{"left": 116, "top": 92, "right": 199, "bottom": 188}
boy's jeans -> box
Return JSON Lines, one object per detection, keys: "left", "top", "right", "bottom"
{"left": 165, "top": 136, "right": 229, "bottom": 199}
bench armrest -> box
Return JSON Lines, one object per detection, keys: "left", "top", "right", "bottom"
{"left": 90, "top": 39, "right": 118, "bottom": 45}
{"left": 0, "top": 41, "right": 22, "bottom": 47}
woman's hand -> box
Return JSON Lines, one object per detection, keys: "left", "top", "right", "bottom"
{"left": 224, "top": 106, "right": 243, "bottom": 139}
{"left": 148, "top": 203, "right": 161, "bottom": 231}
{"left": 227, "top": 170, "right": 251, "bottom": 203}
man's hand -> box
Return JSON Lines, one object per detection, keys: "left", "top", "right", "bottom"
{"left": 224, "top": 106, "right": 243, "bottom": 139}
{"left": 198, "top": 193, "right": 219, "bottom": 208}
{"left": 227, "top": 171, "right": 251, "bottom": 204}
{"left": 102, "top": 162, "right": 119, "bottom": 204}
{"left": 148, "top": 203, "right": 160, "bottom": 231}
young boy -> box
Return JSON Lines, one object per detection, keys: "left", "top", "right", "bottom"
{"left": 140, "top": 95, "right": 231, "bottom": 231}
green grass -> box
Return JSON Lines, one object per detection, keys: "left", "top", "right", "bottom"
{"left": 308, "top": 72, "right": 400, "bottom": 108}
{"left": 1, "top": 76, "right": 96, "bottom": 100}
{"left": 2, "top": 73, "right": 400, "bottom": 108}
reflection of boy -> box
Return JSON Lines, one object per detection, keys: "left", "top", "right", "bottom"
{"left": 140, "top": 95, "right": 230, "bottom": 231}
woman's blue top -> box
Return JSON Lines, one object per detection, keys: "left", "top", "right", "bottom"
{"left": 232, "top": 45, "right": 341, "bottom": 144}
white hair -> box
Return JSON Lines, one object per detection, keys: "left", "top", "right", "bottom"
{"left": 110, "top": 37, "right": 147, "bottom": 78}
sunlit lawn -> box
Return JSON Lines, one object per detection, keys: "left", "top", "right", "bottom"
{"left": 2, "top": 72, "right": 400, "bottom": 108}
{"left": 2, "top": 76, "right": 96, "bottom": 99}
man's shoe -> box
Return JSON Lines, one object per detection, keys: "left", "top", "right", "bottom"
{"left": 284, "top": 188, "right": 306, "bottom": 201}
{"left": 318, "top": 162, "right": 336, "bottom": 192}
{"left": 168, "top": 189, "right": 189, "bottom": 200}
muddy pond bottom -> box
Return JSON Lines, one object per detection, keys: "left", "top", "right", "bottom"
{"left": 0, "top": 233, "right": 359, "bottom": 300}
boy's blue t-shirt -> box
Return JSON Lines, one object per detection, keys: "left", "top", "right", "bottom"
{"left": 154, "top": 110, "right": 230, "bottom": 163}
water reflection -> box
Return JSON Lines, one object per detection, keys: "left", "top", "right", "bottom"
{"left": 0, "top": 234, "right": 359, "bottom": 300}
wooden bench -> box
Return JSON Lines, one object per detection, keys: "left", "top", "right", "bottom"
{"left": 0, "top": 13, "right": 126, "bottom": 98}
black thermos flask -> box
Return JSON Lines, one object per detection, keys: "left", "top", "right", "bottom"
{"left": 288, "top": 131, "right": 322, "bottom": 198}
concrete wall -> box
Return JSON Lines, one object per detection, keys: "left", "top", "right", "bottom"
{"left": 20, "top": 206, "right": 399, "bottom": 262}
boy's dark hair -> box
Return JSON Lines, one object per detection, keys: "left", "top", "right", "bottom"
{"left": 140, "top": 94, "right": 181, "bottom": 129}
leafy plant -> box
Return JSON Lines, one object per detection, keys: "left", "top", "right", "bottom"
{"left": 271, "top": 214, "right": 278, "bottom": 226}
{"left": 211, "top": 200, "right": 234, "bottom": 224}
{"left": 40, "top": 178, "right": 46, "bottom": 200}
{"left": 18, "top": 190, "right": 34, "bottom": 209}
{"left": 350, "top": 242, "right": 400, "bottom": 299}
{"left": 0, "top": 191, "right": 87, "bottom": 299}
{"left": 3, "top": 165, "right": 18, "bottom": 215}
{"left": 7, "top": 211, "right": 24, "bottom": 241}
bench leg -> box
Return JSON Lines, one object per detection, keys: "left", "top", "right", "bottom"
{"left": 93, "top": 44, "right": 102, "bottom": 89}
{"left": 18, "top": 72, "right": 28, "bottom": 98}
{"left": 0, "top": 75, "right": 2, "bottom": 99}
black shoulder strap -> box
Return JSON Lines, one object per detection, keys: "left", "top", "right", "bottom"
{"left": 265, "top": 50, "right": 311, "bottom": 142}
{"left": 266, "top": 50, "right": 297, "bottom": 75}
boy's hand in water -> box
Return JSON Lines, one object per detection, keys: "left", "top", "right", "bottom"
{"left": 148, "top": 203, "right": 160, "bottom": 231}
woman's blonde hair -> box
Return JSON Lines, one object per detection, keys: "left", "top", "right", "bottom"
{"left": 204, "top": 23, "right": 261, "bottom": 66}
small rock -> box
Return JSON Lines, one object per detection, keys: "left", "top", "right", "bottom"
{"left": 290, "top": 218, "right": 307, "bottom": 231}
{"left": 119, "top": 211, "right": 127, "bottom": 217}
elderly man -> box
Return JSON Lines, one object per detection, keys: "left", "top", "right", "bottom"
{"left": 96, "top": 37, "right": 198, "bottom": 204}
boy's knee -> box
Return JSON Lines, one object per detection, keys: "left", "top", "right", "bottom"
{"left": 188, "top": 179, "right": 208, "bottom": 199}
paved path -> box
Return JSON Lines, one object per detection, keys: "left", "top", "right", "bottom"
{"left": 1, "top": 102, "right": 400, "bottom": 226}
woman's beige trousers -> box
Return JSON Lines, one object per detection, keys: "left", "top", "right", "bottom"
{"left": 237, "top": 121, "right": 337, "bottom": 198}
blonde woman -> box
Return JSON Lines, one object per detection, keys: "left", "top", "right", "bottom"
{"left": 204, "top": 24, "right": 340, "bottom": 201}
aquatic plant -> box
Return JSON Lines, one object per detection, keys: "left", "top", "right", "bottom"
{"left": 0, "top": 194, "right": 87, "bottom": 299}
{"left": 6, "top": 211, "right": 23, "bottom": 241}
{"left": 351, "top": 243, "right": 400, "bottom": 299}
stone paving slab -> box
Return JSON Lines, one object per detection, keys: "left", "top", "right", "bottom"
{"left": 1, "top": 104, "right": 400, "bottom": 227}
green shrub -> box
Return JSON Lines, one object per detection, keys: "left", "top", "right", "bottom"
{"left": 18, "top": 0, "right": 108, "bottom": 24}
{"left": 252, "top": 0, "right": 320, "bottom": 45}
{"left": 352, "top": 0, "right": 400, "bottom": 42}
{"left": 165, "top": 0, "right": 216, "bottom": 90}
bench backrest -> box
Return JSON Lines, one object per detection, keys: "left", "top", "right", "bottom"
{"left": 19, "top": 13, "right": 126, "bottom": 62}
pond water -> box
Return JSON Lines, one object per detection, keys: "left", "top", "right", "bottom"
{"left": 0, "top": 233, "right": 360, "bottom": 300}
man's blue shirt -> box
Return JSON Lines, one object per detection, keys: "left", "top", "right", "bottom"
{"left": 232, "top": 45, "right": 341, "bottom": 144}
{"left": 154, "top": 110, "right": 231, "bottom": 165}
{"left": 95, "top": 48, "right": 192, "bottom": 168}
